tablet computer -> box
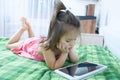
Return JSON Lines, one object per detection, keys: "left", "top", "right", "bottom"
{"left": 54, "top": 62, "right": 107, "bottom": 80}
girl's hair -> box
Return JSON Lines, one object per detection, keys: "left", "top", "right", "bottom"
{"left": 46, "top": 0, "right": 80, "bottom": 50}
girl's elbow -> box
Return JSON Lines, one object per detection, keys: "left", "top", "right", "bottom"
{"left": 75, "top": 58, "right": 79, "bottom": 62}
{"left": 75, "top": 56, "right": 79, "bottom": 62}
{"left": 49, "top": 66, "right": 57, "bottom": 70}
{"left": 49, "top": 66, "right": 55, "bottom": 70}
{"left": 5, "top": 43, "right": 11, "bottom": 49}
{"left": 48, "top": 64, "right": 56, "bottom": 70}
{"left": 76, "top": 58, "right": 79, "bottom": 62}
{"left": 50, "top": 67, "right": 56, "bottom": 70}
{"left": 49, "top": 64, "right": 62, "bottom": 70}
{"left": 71, "top": 58, "right": 79, "bottom": 63}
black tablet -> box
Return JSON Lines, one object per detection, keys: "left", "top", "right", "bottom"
{"left": 54, "top": 62, "right": 107, "bottom": 80}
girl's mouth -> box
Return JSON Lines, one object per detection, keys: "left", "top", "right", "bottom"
{"left": 68, "top": 47, "right": 72, "bottom": 50}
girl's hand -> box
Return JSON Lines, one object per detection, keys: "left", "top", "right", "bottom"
{"left": 57, "top": 42, "right": 69, "bottom": 54}
{"left": 68, "top": 48, "right": 79, "bottom": 62}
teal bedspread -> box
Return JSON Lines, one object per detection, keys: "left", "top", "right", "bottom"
{"left": 0, "top": 37, "right": 120, "bottom": 80}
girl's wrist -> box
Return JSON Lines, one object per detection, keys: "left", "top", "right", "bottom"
{"left": 61, "top": 52, "right": 69, "bottom": 54}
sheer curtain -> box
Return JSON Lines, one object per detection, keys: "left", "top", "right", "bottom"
{"left": 0, "top": 0, "right": 55, "bottom": 38}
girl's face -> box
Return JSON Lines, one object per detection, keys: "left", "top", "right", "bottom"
{"left": 58, "top": 28, "right": 79, "bottom": 51}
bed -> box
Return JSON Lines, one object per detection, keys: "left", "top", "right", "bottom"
{"left": 0, "top": 37, "right": 120, "bottom": 80}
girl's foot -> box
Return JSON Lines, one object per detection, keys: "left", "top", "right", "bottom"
{"left": 20, "top": 17, "right": 31, "bottom": 31}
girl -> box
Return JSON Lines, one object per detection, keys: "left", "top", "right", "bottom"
{"left": 6, "top": 0, "right": 80, "bottom": 70}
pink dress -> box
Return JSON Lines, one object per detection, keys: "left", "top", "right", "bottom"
{"left": 11, "top": 37, "right": 46, "bottom": 61}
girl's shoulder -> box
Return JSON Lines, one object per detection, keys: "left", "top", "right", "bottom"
{"left": 38, "top": 42, "right": 53, "bottom": 55}
{"left": 38, "top": 42, "right": 46, "bottom": 54}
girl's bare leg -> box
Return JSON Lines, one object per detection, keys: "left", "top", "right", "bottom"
{"left": 23, "top": 18, "right": 35, "bottom": 38}
{"left": 6, "top": 17, "right": 34, "bottom": 49}
{"left": 6, "top": 26, "right": 26, "bottom": 49}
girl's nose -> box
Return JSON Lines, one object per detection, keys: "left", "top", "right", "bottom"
{"left": 69, "top": 41, "right": 75, "bottom": 46}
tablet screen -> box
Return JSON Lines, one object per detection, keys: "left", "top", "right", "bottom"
{"left": 58, "top": 62, "right": 102, "bottom": 77}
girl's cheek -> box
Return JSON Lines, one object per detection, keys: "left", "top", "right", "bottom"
{"left": 62, "top": 42, "right": 68, "bottom": 46}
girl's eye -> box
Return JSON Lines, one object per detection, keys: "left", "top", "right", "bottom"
{"left": 66, "top": 39, "right": 76, "bottom": 43}
{"left": 66, "top": 40, "right": 70, "bottom": 42}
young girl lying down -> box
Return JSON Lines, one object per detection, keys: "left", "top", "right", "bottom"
{"left": 6, "top": 0, "right": 80, "bottom": 70}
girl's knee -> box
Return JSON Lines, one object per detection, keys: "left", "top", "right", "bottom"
{"left": 6, "top": 41, "right": 21, "bottom": 49}
{"left": 5, "top": 43, "right": 11, "bottom": 49}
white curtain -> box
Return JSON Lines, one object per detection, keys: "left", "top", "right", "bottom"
{"left": 0, "top": 0, "right": 55, "bottom": 38}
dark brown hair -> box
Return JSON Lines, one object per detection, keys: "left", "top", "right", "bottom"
{"left": 46, "top": 0, "right": 80, "bottom": 50}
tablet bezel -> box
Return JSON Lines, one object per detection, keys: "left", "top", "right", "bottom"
{"left": 54, "top": 62, "right": 107, "bottom": 80}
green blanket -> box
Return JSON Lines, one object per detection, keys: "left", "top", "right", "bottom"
{"left": 0, "top": 37, "right": 120, "bottom": 80}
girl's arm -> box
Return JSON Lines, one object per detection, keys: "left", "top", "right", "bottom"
{"left": 68, "top": 49, "right": 79, "bottom": 63}
{"left": 43, "top": 50, "right": 68, "bottom": 70}
{"left": 39, "top": 45, "right": 68, "bottom": 70}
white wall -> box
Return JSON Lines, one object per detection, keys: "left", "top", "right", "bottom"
{"left": 61, "top": 0, "right": 99, "bottom": 16}
{"left": 99, "top": 0, "right": 120, "bottom": 59}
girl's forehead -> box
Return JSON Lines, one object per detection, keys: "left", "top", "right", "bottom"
{"left": 61, "top": 24, "right": 80, "bottom": 39}
{"left": 62, "top": 30, "right": 79, "bottom": 39}
{"left": 63, "top": 24, "right": 80, "bottom": 33}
